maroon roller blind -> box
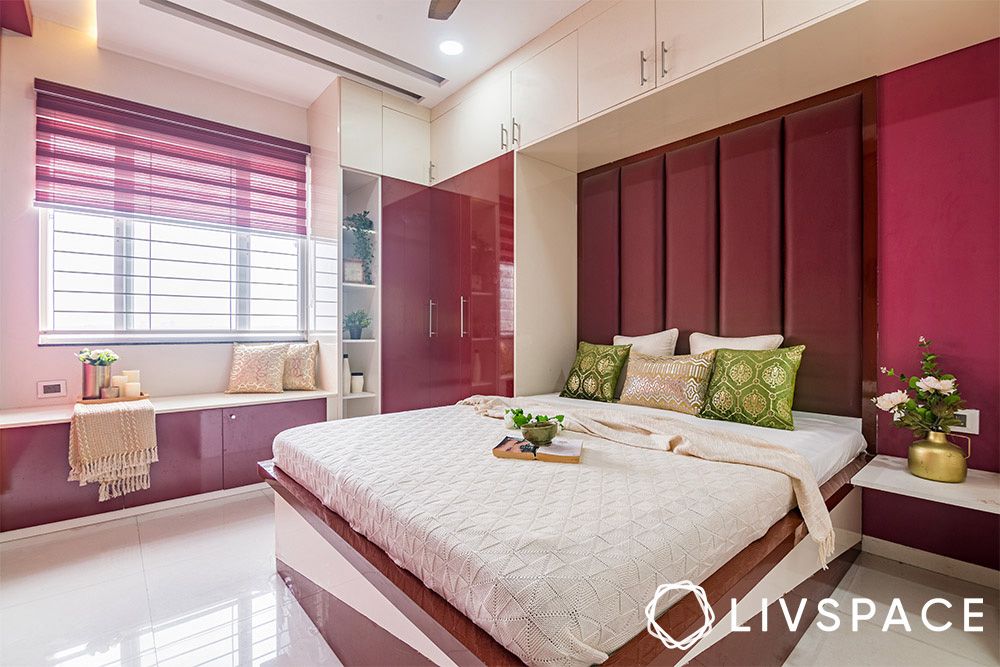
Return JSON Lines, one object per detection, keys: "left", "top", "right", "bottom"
{"left": 34, "top": 79, "right": 310, "bottom": 235}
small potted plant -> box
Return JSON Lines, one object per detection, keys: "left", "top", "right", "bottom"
{"left": 344, "top": 309, "right": 372, "bottom": 340}
{"left": 77, "top": 348, "right": 119, "bottom": 399}
{"left": 872, "top": 336, "right": 969, "bottom": 483}
{"left": 344, "top": 211, "right": 375, "bottom": 285}
{"left": 504, "top": 408, "right": 565, "bottom": 447}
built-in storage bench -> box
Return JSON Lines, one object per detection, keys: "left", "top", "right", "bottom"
{"left": 0, "top": 391, "right": 332, "bottom": 533}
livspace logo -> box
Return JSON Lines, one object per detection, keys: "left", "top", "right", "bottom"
{"left": 645, "top": 582, "right": 988, "bottom": 650}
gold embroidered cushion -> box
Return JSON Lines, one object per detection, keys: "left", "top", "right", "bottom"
{"left": 560, "top": 341, "right": 631, "bottom": 403}
{"left": 699, "top": 346, "right": 805, "bottom": 430}
{"left": 283, "top": 342, "right": 319, "bottom": 390}
{"left": 226, "top": 343, "right": 288, "bottom": 394}
{"left": 619, "top": 351, "right": 717, "bottom": 414}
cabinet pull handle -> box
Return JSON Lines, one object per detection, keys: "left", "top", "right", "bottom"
{"left": 428, "top": 161, "right": 435, "bottom": 183}
{"left": 640, "top": 50, "right": 648, "bottom": 86}
{"left": 229, "top": 414, "right": 237, "bottom": 420}
{"left": 661, "top": 41, "right": 668, "bottom": 77}
{"left": 511, "top": 118, "right": 521, "bottom": 146}
{"left": 428, "top": 299, "right": 436, "bottom": 337}
{"left": 460, "top": 296, "right": 467, "bottom": 338}
{"left": 500, "top": 124, "right": 508, "bottom": 150}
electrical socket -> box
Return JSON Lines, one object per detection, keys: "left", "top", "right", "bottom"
{"left": 952, "top": 408, "right": 980, "bottom": 435}
{"left": 37, "top": 380, "right": 67, "bottom": 399}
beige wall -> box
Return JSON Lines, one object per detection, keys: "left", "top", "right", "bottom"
{"left": 0, "top": 18, "right": 308, "bottom": 409}
{"left": 513, "top": 153, "right": 577, "bottom": 396}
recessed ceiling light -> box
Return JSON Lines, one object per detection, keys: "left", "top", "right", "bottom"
{"left": 439, "top": 40, "right": 464, "bottom": 56}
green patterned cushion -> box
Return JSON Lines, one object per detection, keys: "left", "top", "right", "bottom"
{"left": 560, "top": 341, "right": 631, "bottom": 402}
{"left": 699, "top": 346, "right": 805, "bottom": 430}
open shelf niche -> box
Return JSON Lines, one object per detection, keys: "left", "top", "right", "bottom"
{"left": 339, "top": 168, "right": 381, "bottom": 419}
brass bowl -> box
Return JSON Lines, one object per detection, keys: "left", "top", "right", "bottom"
{"left": 521, "top": 421, "right": 558, "bottom": 447}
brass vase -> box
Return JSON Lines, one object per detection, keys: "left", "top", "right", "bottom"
{"left": 907, "top": 431, "right": 970, "bottom": 483}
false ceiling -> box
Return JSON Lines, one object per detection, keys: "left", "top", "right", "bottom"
{"left": 30, "top": 0, "right": 586, "bottom": 108}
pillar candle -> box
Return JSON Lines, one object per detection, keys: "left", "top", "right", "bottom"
{"left": 123, "top": 370, "right": 141, "bottom": 383}
{"left": 110, "top": 375, "right": 128, "bottom": 389}
{"left": 123, "top": 382, "right": 142, "bottom": 398}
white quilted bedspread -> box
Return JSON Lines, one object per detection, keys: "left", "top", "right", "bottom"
{"left": 273, "top": 403, "right": 796, "bottom": 666}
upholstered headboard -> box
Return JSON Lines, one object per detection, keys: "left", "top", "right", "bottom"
{"left": 577, "top": 83, "right": 877, "bottom": 443}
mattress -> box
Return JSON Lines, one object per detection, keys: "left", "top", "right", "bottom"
{"left": 272, "top": 397, "right": 863, "bottom": 667}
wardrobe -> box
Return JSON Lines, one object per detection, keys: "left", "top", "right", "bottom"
{"left": 382, "top": 153, "right": 514, "bottom": 413}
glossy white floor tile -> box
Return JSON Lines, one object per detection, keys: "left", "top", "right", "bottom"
{"left": 0, "top": 489, "right": 341, "bottom": 667}
{"left": 785, "top": 553, "right": 1000, "bottom": 667}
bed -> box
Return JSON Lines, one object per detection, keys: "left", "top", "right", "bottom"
{"left": 263, "top": 82, "right": 877, "bottom": 666}
{"left": 268, "top": 395, "right": 866, "bottom": 667}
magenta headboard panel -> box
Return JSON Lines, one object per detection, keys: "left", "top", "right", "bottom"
{"left": 578, "top": 92, "right": 868, "bottom": 418}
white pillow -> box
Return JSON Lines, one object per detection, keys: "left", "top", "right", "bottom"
{"left": 689, "top": 332, "right": 783, "bottom": 355}
{"left": 613, "top": 328, "right": 679, "bottom": 356}
{"left": 612, "top": 329, "right": 679, "bottom": 397}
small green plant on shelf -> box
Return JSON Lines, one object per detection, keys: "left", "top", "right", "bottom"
{"left": 344, "top": 210, "right": 375, "bottom": 285}
{"left": 344, "top": 309, "right": 372, "bottom": 340}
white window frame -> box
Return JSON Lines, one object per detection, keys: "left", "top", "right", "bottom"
{"left": 38, "top": 208, "right": 310, "bottom": 346}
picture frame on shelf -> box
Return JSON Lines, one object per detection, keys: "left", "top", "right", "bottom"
{"left": 344, "top": 259, "right": 365, "bottom": 284}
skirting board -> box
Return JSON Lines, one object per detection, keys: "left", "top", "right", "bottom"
{"left": 862, "top": 535, "right": 1000, "bottom": 588}
{"left": 0, "top": 483, "right": 268, "bottom": 543}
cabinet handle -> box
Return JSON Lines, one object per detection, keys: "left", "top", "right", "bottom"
{"left": 500, "top": 124, "right": 508, "bottom": 150}
{"left": 640, "top": 50, "right": 648, "bottom": 86}
{"left": 428, "top": 161, "right": 435, "bottom": 183}
{"left": 229, "top": 414, "right": 237, "bottom": 420}
{"left": 460, "top": 296, "right": 467, "bottom": 338}
{"left": 511, "top": 118, "right": 521, "bottom": 146}
{"left": 661, "top": 41, "right": 669, "bottom": 77}
{"left": 428, "top": 299, "right": 437, "bottom": 337}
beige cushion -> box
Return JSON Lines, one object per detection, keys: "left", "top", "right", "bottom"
{"left": 619, "top": 351, "right": 717, "bottom": 414}
{"left": 613, "top": 329, "right": 679, "bottom": 356}
{"left": 225, "top": 343, "right": 288, "bottom": 394}
{"left": 283, "top": 342, "right": 319, "bottom": 390}
{"left": 689, "top": 332, "right": 783, "bottom": 355}
{"left": 612, "top": 329, "right": 679, "bottom": 396}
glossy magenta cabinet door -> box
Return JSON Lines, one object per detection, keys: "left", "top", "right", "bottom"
{"left": 1, "top": 423, "right": 125, "bottom": 531}
{"left": 123, "top": 409, "right": 223, "bottom": 507}
{"left": 222, "top": 399, "right": 326, "bottom": 489}
{"left": 382, "top": 178, "right": 432, "bottom": 413}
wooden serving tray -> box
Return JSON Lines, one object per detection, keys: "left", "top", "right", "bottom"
{"left": 77, "top": 393, "right": 151, "bottom": 405}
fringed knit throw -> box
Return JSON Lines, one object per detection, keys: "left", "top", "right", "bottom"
{"left": 69, "top": 399, "right": 158, "bottom": 502}
{"left": 460, "top": 395, "right": 836, "bottom": 568}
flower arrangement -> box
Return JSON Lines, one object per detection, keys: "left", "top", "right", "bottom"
{"left": 872, "top": 337, "right": 965, "bottom": 435}
{"left": 503, "top": 408, "right": 565, "bottom": 429}
{"left": 76, "top": 348, "right": 119, "bottom": 366}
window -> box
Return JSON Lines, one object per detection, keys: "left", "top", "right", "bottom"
{"left": 41, "top": 209, "right": 306, "bottom": 343}
{"left": 34, "top": 79, "right": 313, "bottom": 344}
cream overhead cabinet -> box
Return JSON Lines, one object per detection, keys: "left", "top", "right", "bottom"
{"left": 511, "top": 32, "right": 578, "bottom": 147}
{"left": 656, "top": 0, "right": 762, "bottom": 83}
{"left": 340, "top": 79, "right": 383, "bottom": 174}
{"left": 430, "top": 72, "right": 511, "bottom": 183}
{"left": 382, "top": 107, "right": 431, "bottom": 185}
{"left": 577, "top": 0, "right": 656, "bottom": 120}
{"left": 763, "top": 0, "right": 854, "bottom": 39}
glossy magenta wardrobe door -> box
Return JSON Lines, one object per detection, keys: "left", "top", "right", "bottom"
{"left": 221, "top": 399, "right": 326, "bottom": 489}
{"left": 382, "top": 178, "right": 432, "bottom": 413}
{"left": 430, "top": 187, "right": 466, "bottom": 406}
{"left": 123, "top": 409, "right": 223, "bottom": 507}
{"left": 0, "top": 423, "right": 125, "bottom": 531}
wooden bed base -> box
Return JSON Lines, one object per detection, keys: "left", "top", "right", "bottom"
{"left": 259, "top": 454, "right": 867, "bottom": 667}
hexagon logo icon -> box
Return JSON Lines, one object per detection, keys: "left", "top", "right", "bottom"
{"left": 645, "top": 581, "right": 715, "bottom": 650}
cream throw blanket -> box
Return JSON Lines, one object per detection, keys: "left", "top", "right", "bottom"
{"left": 69, "top": 399, "right": 158, "bottom": 502}
{"left": 460, "top": 395, "right": 835, "bottom": 566}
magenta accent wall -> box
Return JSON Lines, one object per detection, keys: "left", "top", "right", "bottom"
{"left": 867, "top": 38, "right": 999, "bottom": 569}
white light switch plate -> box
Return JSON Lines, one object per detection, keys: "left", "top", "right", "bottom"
{"left": 952, "top": 408, "right": 980, "bottom": 435}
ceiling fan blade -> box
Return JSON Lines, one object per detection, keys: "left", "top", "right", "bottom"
{"left": 428, "top": 0, "right": 461, "bottom": 20}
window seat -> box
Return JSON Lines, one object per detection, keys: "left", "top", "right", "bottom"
{"left": 0, "top": 390, "right": 336, "bottom": 430}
